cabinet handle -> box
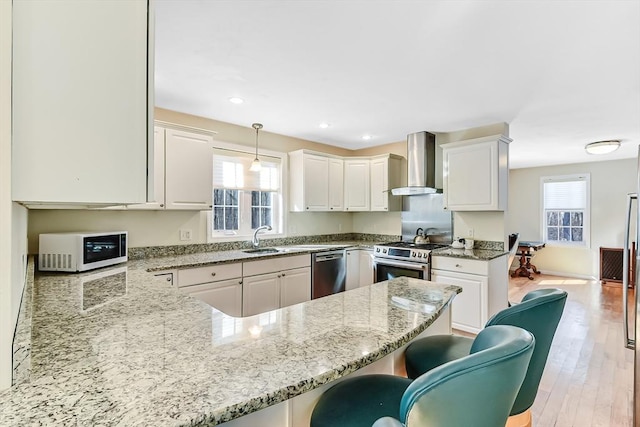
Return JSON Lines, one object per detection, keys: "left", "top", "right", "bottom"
{"left": 306, "top": 207, "right": 309, "bottom": 210}
{"left": 330, "top": 207, "right": 333, "bottom": 210}
{"left": 278, "top": 274, "right": 282, "bottom": 278}
{"left": 282, "top": 273, "right": 286, "bottom": 277}
{"left": 211, "top": 272, "right": 217, "bottom": 277}
{"left": 239, "top": 280, "right": 243, "bottom": 285}
{"left": 455, "top": 264, "right": 462, "bottom": 268}
{"left": 166, "top": 277, "right": 171, "bottom": 282}
{"left": 160, "top": 204, "right": 164, "bottom": 207}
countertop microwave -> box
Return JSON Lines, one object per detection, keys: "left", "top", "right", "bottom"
{"left": 39, "top": 231, "right": 128, "bottom": 272}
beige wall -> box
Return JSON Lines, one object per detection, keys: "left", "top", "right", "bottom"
{"left": 508, "top": 158, "right": 636, "bottom": 278}
{"left": 1, "top": 0, "right": 30, "bottom": 391}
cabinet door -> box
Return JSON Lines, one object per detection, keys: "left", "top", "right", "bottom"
{"left": 344, "top": 160, "right": 370, "bottom": 211}
{"left": 243, "top": 273, "right": 280, "bottom": 316}
{"left": 182, "top": 279, "right": 243, "bottom": 317}
{"left": 345, "top": 250, "right": 360, "bottom": 291}
{"left": 128, "top": 126, "right": 166, "bottom": 210}
{"left": 165, "top": 129, "right": 214, "bottom": 210}
{"left": 442, "top": 136, "right": 509, "bottom": 211}
{"left": 328, "top": 158, "right": 344, "bottom": 211}
{"left": 303, "top": 154, "right": 329, "bottom": 210}
{"left": 370, "top": 158, "right": 388, "bottom": 211}
{"left": 358, "top": 249, "right": 374, "bottom": 287}
{"left": 12, "top": 0, "right": 149, "bottom": 205}
{"left": 280, "top": 267, "right": 311, "bottom": 308}
{"left": 431, "top": 269, "right": 487, "bottom": 334}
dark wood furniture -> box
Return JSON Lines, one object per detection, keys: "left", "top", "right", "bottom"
{"left": 511, "top": 241, "right": 546, "bottom": 280}
{"left": 600, "top": 243, "right": 635, "bottom": 288}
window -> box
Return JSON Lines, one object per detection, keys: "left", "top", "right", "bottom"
{"left": 210, "top": 147, "right": 283, "bottom": 239}
{"left": 541, "top": 174, "right": 590, "bottom": 247}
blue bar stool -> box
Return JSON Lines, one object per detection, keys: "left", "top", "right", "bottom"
{"left": 310, "top": 325, "right": 535, "bottom": 427}
{"left": 405, "top": 288, "right": 567, "bottom": 427}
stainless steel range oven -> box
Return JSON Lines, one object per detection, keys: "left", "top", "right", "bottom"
{"left": 372, "top": 242, "right": 447, "bottom": 283}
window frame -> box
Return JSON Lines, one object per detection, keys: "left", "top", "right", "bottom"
{"left": 206, "top": 141, "right": 287, "bottom": 243}
{"left": 540, "top": 173, "right": 590, "bottom": 248}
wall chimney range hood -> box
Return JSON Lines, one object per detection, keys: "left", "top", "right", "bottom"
{"left": 391, "top": 131, "right": 439, "bottom": 196}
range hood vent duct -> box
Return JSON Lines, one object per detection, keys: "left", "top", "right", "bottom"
{"left": 391, "top": 131, "right": 439, "bottom": 196}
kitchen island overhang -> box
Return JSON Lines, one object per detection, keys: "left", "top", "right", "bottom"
{"left": 0, "top": 260, "right": 460, "bottom": 426}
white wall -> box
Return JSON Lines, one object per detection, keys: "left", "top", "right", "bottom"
{"left": 1, "top": 0, "right": 30, "bottom": 391}
{"left": 508, "top": 158, "right": 636, "bottom": 277}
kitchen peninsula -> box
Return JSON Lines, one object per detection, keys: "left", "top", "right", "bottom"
{"left": 0, "top": 256, "right": 460, "bottom": 426}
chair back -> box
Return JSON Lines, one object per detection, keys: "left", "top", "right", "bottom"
{"left": 508, "top": 232, "right": 520, "bottom": 269}
{"left": 398, "top": 325, "right": 534, "bottom": 427}
{"left": 486, "top": 288, "right": 567, "bottom": 415}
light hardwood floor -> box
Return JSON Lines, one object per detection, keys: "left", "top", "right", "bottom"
{"left": 507, "top": 274, "right": 634, "bottom": 427}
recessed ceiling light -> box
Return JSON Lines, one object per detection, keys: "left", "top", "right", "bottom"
{"left": 229, "top": 97, "right": 244, "bottom": 104}
{"left": 319, "top": 122, "right": 330, "bottom": 129}
{"left": 362, "top": 135, "right": 372, "bottom": 140}
{"left": 585, "top": 140, "right": 621, "bottom": 155}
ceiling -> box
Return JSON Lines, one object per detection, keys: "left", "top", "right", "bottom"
{"left": 154, "top": 1, "right": 640, "bottom": 169}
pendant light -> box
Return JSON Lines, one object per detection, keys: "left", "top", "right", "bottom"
{"left": 250, "top": 123, "right": 263, "bottom": 172}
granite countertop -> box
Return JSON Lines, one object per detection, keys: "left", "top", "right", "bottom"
{"left": 141, "top": 240, "right": 374, "bottom": 272}
{"left": 431, "top": 247, "right": 508, "bottom": 261}
{"left": 0, "top": 258, "right": 459, "bottom": 426}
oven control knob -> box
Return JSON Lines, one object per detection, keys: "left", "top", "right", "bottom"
{"left": 376, "top": 248, "right": 380, "bottom": 253}
{"left": 418, "top": 253, "right": 423, "bottom": 258}
{"left": 412, "top": 252, "right": 417, "bottom": 257}
{"left": 383, "top": 249, "right": 388, "bottom": 254}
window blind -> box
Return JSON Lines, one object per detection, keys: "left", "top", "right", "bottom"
{"left": 543, "top": 177, "right": 587, "bottom": 210}
{"left": 213, "top": 148, "right": 280, "bottom": 191}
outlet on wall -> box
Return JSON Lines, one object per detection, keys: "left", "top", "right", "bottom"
{"left": 179, "top": 229, "right": 192, "bottom": 241}
{"left": 468, "top": 229, "right": 474, "bottom": 238}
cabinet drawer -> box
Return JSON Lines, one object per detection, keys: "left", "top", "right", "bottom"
{"left": 243, "top": 254, "right": 310, "bottom": 277}
{"left": 177, "top": 263, "right": 242, "bottom": 287}
{"left": 431, "top": 256, "right": 488, "bottom": 276}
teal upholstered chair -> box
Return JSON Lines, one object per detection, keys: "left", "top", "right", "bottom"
{"left": 310, "top": 325, "right": 535, "bottom": 427}
{"left": 404, "top": 288, "right": 567, "bottom": 422}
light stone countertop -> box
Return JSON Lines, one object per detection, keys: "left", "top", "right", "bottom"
{"left": 431, "top": 247, "right": 508, "bottom": 261}
{"left": 140, "top": 240, "right": 373, "bottom": 272}
{"left": 0, "top": 257, "right": 460, "bottom": 426}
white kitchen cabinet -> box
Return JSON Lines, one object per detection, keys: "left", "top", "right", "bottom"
{"left": 175, "top": 263, "right": 243, "bottom": 316}
{"left": 370, "top": 155, "right": 403, "bottom": 212}
{"left": 431, "top": 255, "right": 508, "bottom": 334}
{"left": 243, "top": 254, "right": 311, "bottom": 316}
{"left": 289, "top": 151, "right": 343, "bottom": 212}
{"left": 442, "top": 134, "right": 511, "bottom": 211}
{"left": 346, "top": 249, "right": 374, "bottom": 290}
{"left": 183, "top": 279, "right": 243, "bottom": 317}
{"left": 328, "top": 158, "right": 345, "bottom": 211}
{"left": 128, "top": 126, "right": 166, "bottom": 210}
{"left": 344, "top": 159, "right": 370, "bottom": 211}
{"left": 12, "top": 0, "right": 151, "bottom": 206}
{"left": 165, "top": 128, "right": 214, "bottom": 210}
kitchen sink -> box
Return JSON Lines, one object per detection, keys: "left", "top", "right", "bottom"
{"left": 242, "top": 247, "right": 282, "bottom": 254}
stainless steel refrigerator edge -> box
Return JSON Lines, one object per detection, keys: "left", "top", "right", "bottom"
{"left": 623, "top": 146, "right": 640, "bottom": 425}
{"left": 401, "top": 193, "right": 453, "bottom": 244}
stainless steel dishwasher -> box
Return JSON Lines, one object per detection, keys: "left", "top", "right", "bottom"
{"left": 312, "top": 249, "right": 346, "bottom": 299}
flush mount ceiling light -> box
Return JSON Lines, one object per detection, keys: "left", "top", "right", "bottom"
{"left": 362, "top": 134, "right": 372, "bottom": 141}
{"left": 319, "top": 122, "right": 330, "bottom": 129}
{"left": 585, "top": 140, "right": 621, "bottom": 155}
{"left": 229, "top": 97, "right": 244, "bottom": 104}
{"left": 249, "top": 123, "right": 263, "bottom": 172}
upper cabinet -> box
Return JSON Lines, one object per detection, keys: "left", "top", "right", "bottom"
{"left": 165, "top": 128, "right": 214, "bottom": 210}
{"left": 12, "top": 0, "right": 152, "bottom": 206}
{"left": 370, "top": 154, "right": 403, "bottom": 212}
{"left": 289, "top": 150, "right": 402, "bottom": 212}
{"left": 442, "top": 134, "right": 511, "bottom": 211}
{"left": 344, "top": 159, "right": 370, "bottom": 211}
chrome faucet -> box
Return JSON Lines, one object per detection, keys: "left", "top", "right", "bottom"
{"left": 252, "top": 225, "right": 272, "bottom": 248}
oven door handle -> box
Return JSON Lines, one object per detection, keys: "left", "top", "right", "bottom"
{"left": 373, "top": 259, "right": 428, "bottom": 271}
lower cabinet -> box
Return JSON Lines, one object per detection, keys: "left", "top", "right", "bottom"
{"left": 431, "top": 255, "right": 508, "bottom": 334}
{"left": 243, "top": 266, "right": 311, "bottom": 316}
{"left": 175, "top": 262, "right": 243, "bottom": 316}
{"left": 243, "top": 254, "right": 312, "bottom": 317}
{"left": 346, "top": 249, "right": 374, "bottom": 290}
{"left": 182, "top": 279, "right": 243, "bottom": 317}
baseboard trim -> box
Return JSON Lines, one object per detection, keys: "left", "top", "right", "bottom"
{"left": 537, "top": 270, "right": 597, "bottom": 280}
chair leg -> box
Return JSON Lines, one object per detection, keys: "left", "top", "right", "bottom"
{"left": 506, "top": 409, "right": 532, "bottom": 427}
